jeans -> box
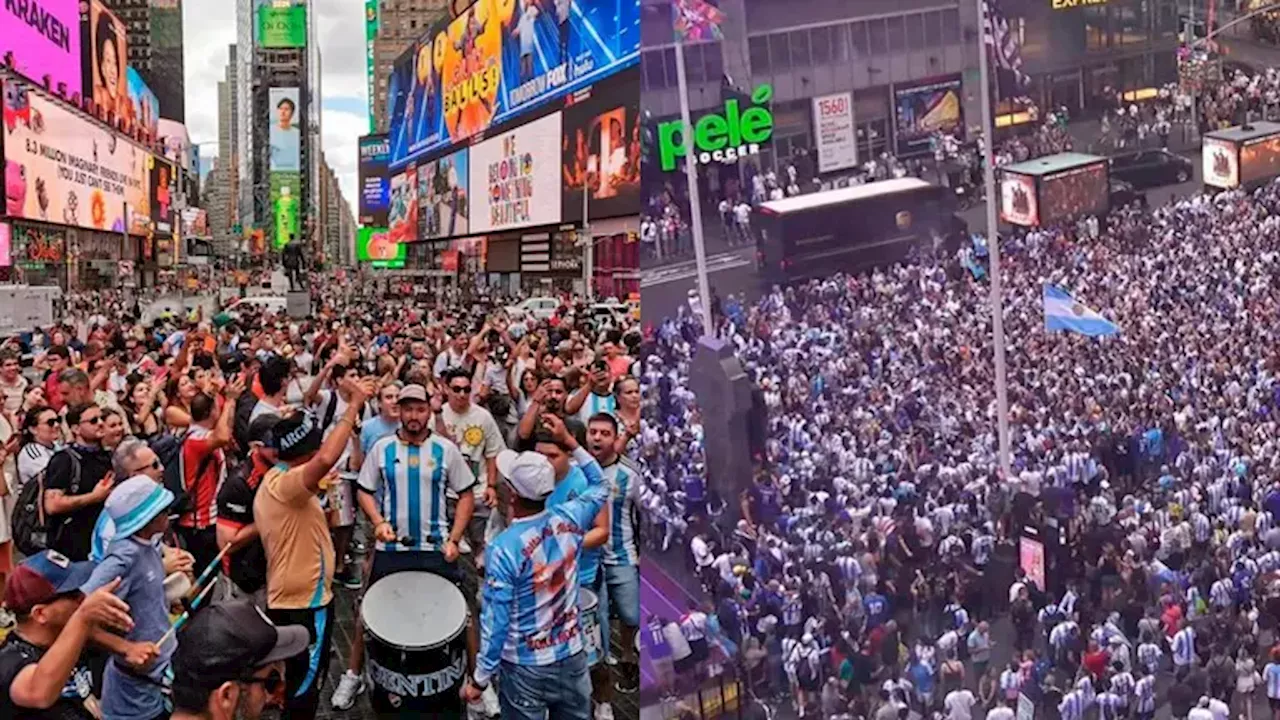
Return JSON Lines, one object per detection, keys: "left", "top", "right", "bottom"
{"left": 498, "top": 652, "right": 593, "bottom": 720}
{"left": 605, "top": 563, "right": 640, "bottom": 628}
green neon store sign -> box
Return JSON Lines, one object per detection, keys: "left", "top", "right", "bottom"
{"left": 657, "top": 84, "right": 774, "bottom": 172}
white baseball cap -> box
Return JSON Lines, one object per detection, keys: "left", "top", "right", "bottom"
{"left": 496, "top": 450, "right": 556, "bottom": 501}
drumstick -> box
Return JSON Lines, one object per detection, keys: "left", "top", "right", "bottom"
{"left": 158, "top": 579, "right": 217, "bottom": 648}
{"left": 185, "top": 544, "right": 233, "bottom": 600}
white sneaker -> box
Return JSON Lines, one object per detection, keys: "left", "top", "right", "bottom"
{"left": 458, "top": 537, "right": 473, "bottom": 555}
{"left": 595, "top": 703, "right": 615, "bottom": 720}
{"left": 482, "top": 683, "right": 500, "bottom": 716}
{"left": 329, "top": 670, "right": 366, "bottom": 710}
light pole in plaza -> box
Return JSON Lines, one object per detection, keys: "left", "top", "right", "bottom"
{"left": 673, "top": 40, "right": 716, "bottom": 337}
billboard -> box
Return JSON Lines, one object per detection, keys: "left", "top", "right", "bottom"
{"left": 82, "top": 0, "right": 129, "bottom": 121}
{"left": 388, "top": 0, "right": 640, "bottom": 166}
{"left": 357, "top": 227, "right": 405, "bottom": 268}
{"left": 418, "top": 148, "right": 469, "bottom": 240}
{"left": 813, "top": 92, "right": 857, "bottom": 174}
{"left": 1203, "top": 137, "right": 1239, "bottom": 189}
{"left": 0, "top": 222, "right": 9, "bottom": 268}
{"left": 1240, "top": 134, "right": 1280, "bottom": 186}
{"left": 893, "top": 76, "right": 964, "bottom": 156}
{"left": 1040, "top": 161, "right": 1108, "bottom": 226}
{"left": 1, "top": 0, "right": 82, "bottom": 98}
{"left": 2, "top": 80, "right": 150, "bottom": 235}
{"left": 365, "top": 0, "right": 378, "bottom": 134}
{"left": 257, "top": 0, "right": 307, "bottom": 49}
{"left": 270, "top": 172, "right": 300, "bottom": 249}
{"left": 470, "top": 111, "right": 562, "bottom": 233}
{"left": 158, "top": 119, "right": 192, "bottom": 172}
{"left": 358, "top": 133, "right": 391, "bottom": 226}
{"left": 268, "top": 87, "right": 301, "bottom": 172}
{"left": 999, "top": 172, "right": 1038, "bottom": 227}
{"left": 561, "top": 70, "right": 640, "bottom": 224}
{"left": 150, "top": 157, "right": 175, "bottom": 236}
{"left": 1019, "top": 537, "right": 1045, "bottom": 592}
{"left": 388, "top": 165, "right": 418, "bottom": 244}
{"left": 126, "top": 67, "right": 160, "bottom": 138}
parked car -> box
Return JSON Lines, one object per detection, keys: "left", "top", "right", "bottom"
{"left": 1109, "top": 149, "right": 1193, "bottom": 189}
{"left": 504, "top": 297, "right": 560, "bottom": 321}
{"left": 1109, "top": 178, "right": 1147, "bottom": 211}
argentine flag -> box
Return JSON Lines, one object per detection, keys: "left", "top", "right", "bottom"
{"left": 1043, "top": 285, "right": 1120, "bottom": 337}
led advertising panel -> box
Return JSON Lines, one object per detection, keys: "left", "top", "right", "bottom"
{"left": 388, "top": 164, "right": 418, "bottom": 244}
{"left": 257, "top": 0, "right": 307, "bottom": 49}
{"left": 356, "top": 227, "right": 405, "bottom": 268}
{"left": 150, "top": 156, "right": 175, "bottom": 236}
{"left": 358, "top": 133, "right": 391, "bottom": 227}
{"left": 388, "top": 0, "right": 639, "bottom": 166}
{"left": 560, "top": 69, "right": 640, "bottom": 223}
{"left": 1240, "top": 133, "right": 1280, "bottom": 186}
{"left": 418, "top": 148, "right": 469, "bottom": 240}
{"left": 158, "top": 119, "right": 192, "bottom": 172}
{"left": 1040, "top": 161, "right": 1108, "bottom": 226}
{"left": 893, "top": 75, "right": 964, "bottom": 156}
{"left": 126, "top": 67, "right": 160, "bottom": 138}
{"left": 2, "top": 80, "right": 150, "bottom": 235}
{"left": 268, "top": 87, "right": 301, "bottom": 173}
{"left": 999, "top": 172, "right": 1038, "bottom": 227}
{"left": 1203, "top": 136, "right": 1239, "bottom": 189}
{"left": 469, "top": 111, "right": 562, "bottom": 234}
{"left": 1, "top": 0, "right": 82, "bottom": 97}
{"left": 82, "top": 0, "right": 129, "bottom": 120}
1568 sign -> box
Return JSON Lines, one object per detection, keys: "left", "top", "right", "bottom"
{"left": 1051, "top": 0, "right": 1106, "bottom": 8}
{"left": 657, "top": 85, "right": 774, "bottom": 171}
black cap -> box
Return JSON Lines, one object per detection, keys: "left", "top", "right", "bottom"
{"left": 172, "top": 601, "right": 309, "bottom": 690}
{"left": 248, "top": 413, "right": 282, "bottom": 446}
{"left": 270, "top": 410, "right": 322, "bottom": 461}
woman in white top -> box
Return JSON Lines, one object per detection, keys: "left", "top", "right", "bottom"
{"left": 17, "top": 405, "right": 60, "bottom": 491}
{"left": 1236, "top": 646, "right": 1259, "bottom": 720}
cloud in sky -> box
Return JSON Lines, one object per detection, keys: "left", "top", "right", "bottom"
{"left": 183, "top": 0, "right": 370, "bottom": 208}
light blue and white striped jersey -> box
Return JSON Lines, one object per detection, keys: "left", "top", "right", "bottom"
{"left": 1136, "top": 642, "right": 1162, "bottom": 673}
{"left": 1210, "top": 578, "right": 1235, "bottom": 608}
{"left": 1134, "top": 676, "right": 1156, "bottom": 713}
{"left": 474, "top": 447, "right": 608, "bottom": 685}
{"left": 601, "top": 456, "right": 640, "bottom": 567}
{"left": 1172, "top": 626, "right": 1195, "bottom": 666}
{"left": 1109, "top": 670, "right": 1133, "bottom": 701}
{"left": 1096, "top": 692, "right": 1124, "bottom": 720}
{"left": 1059, "top": 690, "right": 1085, "bottom": 720}
{"left": 1265, "top": 662, "right": 1280, "bottom": 699}
{"left": 357, "top": 432, "right": 477, "bottom": 553}
{"left": 576, "top": 391, "right": 617, "bottom": 425}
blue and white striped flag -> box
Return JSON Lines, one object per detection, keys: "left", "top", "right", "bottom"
{"left": 1043, "top": 285, "right": 1120, "bottom": 337}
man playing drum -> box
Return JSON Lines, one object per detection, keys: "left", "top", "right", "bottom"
{"left": 462, "top": 414, "right": 609, "bottom": 719}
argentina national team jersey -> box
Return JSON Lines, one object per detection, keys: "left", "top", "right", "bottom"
{"left": 576, "top": 391, "right": 617, "bottom": 425}
{"left": 475, "top": 447, "right": 608, "bottom": 683}
{"left": 602, "top": 457, "right": 640, "bottom": 567}
{"left": 548, "top": 458, "right": 606, "bottom": 586}
{"left": 357, "top": 433, "right": 476, "bottom": 552}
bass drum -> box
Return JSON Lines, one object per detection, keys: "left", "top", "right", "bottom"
{"left": 362, "top": 572, "right": 469, "bottom": 716}
{"left": 580, "top": 587, "right": 602, "bottom": 667}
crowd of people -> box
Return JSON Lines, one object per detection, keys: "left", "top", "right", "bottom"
{"left": 639, "top": 157, "right": 1280, "bottom": 720}
{"left": 0, "top": 280, "right": 642, "bottom": 719}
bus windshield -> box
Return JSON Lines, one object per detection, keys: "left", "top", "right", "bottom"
{"left": 754, "top": 178, "right": 963, "bottom": 285}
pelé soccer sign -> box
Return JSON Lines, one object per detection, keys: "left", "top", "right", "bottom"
{"left": 657, "top": 84, "right": 774, "bottom": 172}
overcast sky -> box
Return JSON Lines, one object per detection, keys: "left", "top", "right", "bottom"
{"left": 183, "top": 0, "right": 368, "bottom": 208}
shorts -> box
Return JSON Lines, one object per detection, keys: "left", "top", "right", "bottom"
{"left": 604, "top": 564, "right": 639, "bottom": 628}
{"left": 1270, "top": 697, "right": 1280, "bottom": 712}
{"left": 266, "top": 603, "right": 335, "bottom": 717}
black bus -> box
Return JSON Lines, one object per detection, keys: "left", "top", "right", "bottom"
{"left": 754, "top": 177, "right": 964, "bottom": 285}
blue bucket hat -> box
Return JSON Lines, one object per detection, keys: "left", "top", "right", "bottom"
{"left": 107, "top": 476, "right": 176, "bottom": 539}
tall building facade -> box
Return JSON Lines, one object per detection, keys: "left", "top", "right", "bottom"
{"left": 103, "top": 0, "right": 186, "bottom": 121}
{"left": 368, "top": 0, "right": 449, "bottom": 132}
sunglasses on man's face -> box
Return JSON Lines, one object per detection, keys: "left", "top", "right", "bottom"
{"left": 81, "top": 416, "right": 102, "bottom": 425}
{"left": 450, "top": 384, "right": 471, "bottom": 394}
{"left": 41, "top": 418, "right": 59, "bottom": 428}
{"left": 238, "top": 669, "right": 284, "bottom": 695}
{"left": 134, "top": 458, "right": 163, "bottom": 473}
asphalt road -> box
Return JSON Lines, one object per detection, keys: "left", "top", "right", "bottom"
{"left": 640, "top": 149, "right": 1206, "bottom": 326}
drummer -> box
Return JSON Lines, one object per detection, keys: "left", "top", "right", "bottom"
{"left": 462, "top": 414, "right": 608, "bottom": 719}
{"left": 355, "top": 383, "right": 493, "bottom": 710}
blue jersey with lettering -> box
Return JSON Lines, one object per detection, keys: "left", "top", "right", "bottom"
{"left": 475, "top": 447, "right": 607, "bottom": 685}
{"left": 548, "top": 458, "right": 605, "bottom": 585}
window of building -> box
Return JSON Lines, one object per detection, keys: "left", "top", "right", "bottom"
{"left": 704, "top": 42, "right": 724, "bottom": 82}
{"left": 790, "top": 30, "right": 810, "bottom": 68}
{"left": 923, "top": 10, "right": 942, "bottom": 47}
{"left": 770, "top": 33, "right": 791, "bottom": 71}
{"left": 749, "top": 35, "right": 770, "bottom": 74}
{"left": 885, "top": 16, "right": 905, "bottom": 53}
{"left": 663, "top": 47, "right": 678, "bottom": 88}
{"left": 865, "top": 19, "right": 886, "bottom": 55}
{"left": 810, "top": 26, "right": 832, "bottom": 65}
{"left": 906, "top": 13, "right": 925, "bottom": 50}
{"left": 685, "top": 43, "right": 707, "bottom": 83}
{"left": 941, "top": 8, "right": 960, "bottom": 44}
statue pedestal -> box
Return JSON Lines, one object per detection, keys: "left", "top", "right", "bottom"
{"left": 268, "top": 270, "right": 290, "bottom": 295}
{"left": 286, "top": 291, "right": 310, "bottom": 319}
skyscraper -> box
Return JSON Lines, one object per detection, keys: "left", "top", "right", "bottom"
{"left": 103, "top": 0, "right": 186, "bottom": 121}
{"left": 368, "top": 0, "right": 449, "bottom": 132}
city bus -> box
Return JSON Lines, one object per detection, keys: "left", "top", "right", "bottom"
{"left": 754, "top": 177, "right": 964, "bottom": 285}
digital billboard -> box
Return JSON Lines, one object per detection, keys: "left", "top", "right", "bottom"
{"left": 365, "top": 0, "right": 378, "bottom": 134}
{"left": 82, "top": 0, "right": 129, "bottom": 121}
{"left": 388, "top": 165, "right": 418, "bottom": 244}
{"left": 268, "top": 87, "right": 301, "bottom": 172}
{"left": 126, "top": 67, "right": 160, "bottom": 138}
{"left": 470, "top": 112, "right": 562, "bottom": 233}
{"left": 158, "top": 119, "right": 192, "bottom": 172}
{"left": 1203, "top": 136, "right": 1239, "bottom": 190}
{"left": 1040, "top": 161, "right": 1108, "bottom": 226}
{"left": 358, "top": 133, "right": 391, "bottom": 226}
{"left": 257, "top": 0, "right": 307, "bottom": 49}
{"left": 894, "top": 75, "right": 964, "bottom": 156}
{"left": 1240, "top": 133, "right": 1280, "bottom": 186}
{"left": 388, "top": 0, "right": 640, "bottom": 167}
{"left": 418, "top": 148, "right": 469, "bottom": 240}
{"left": 561, "top": 70, "right": 640, "bottom": 224}
{"left": 1, "top": 0, "right": 82, "bottom": 98}
{"left": 2, "top": 80, "right": 150, "bottom": 235}
{"left": 150, "top": 157, "right": 175, "bottom": 236}
{"left": 356, "top": 227, "right": 405, "bottom": 268}
{"left": 270, "top": 173, "right": 300, "bottom": 249}
{"left": 999, "top": 172, "right": 1038, "bottom": 227}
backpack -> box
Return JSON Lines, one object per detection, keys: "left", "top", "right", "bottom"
{"left": 148, "top": 432, "right": 213, "bottom": 519}
{"left": 12, "top": 448, "right": 81, "bottom": 556}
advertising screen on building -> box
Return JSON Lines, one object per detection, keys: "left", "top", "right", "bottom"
{"left": 358, "top": 134, "right": 391, "bottom": 226}
{"left": 387, "top": 0, "right": 639, "bottom": 167}
{"left": 388, "top": 165, "right": 418, "bottom": 244}
{"left": 894, "top": 75, "right": 964, "bottom": 156}
{"left": 2, "top": 80, "right": 150, "bottom": 235}
{"left": 813, "top": 92, "right": 857, "bottom": 174}
{"left": 1240, "top": 133, "right": 1280, "bottom": 186}
{"left": 257, "top": 0, "right": 307, "bottom": 49}
{"left": 158, "top": 119, "right": 192, "bottom": 172}
{"left": 268, "top": 87, "right": 301, "bottom": 172}
{"left": 1040, "top": 161, "right": 1108, "bottom": 226}
{"left": 150, "top": 157, "right": 175, "bottom": 236}
{"left": 419, "top": 148, "right": 469, "bottom": 240}
{"left": 357, "top": 227, "right": 404, "bottom": 268}
{"left": 270, "top": 172, "right": 300, "bottom": 249}
{"left": 1203, "top": 136, "right": 1239, "bottom": 189}
{"left": 1, "top": 0, "right": 82, "bottom": 98}
{"left": 126, "top": 67, "right": 160, "bottom": 138}
{"left": 561, "top": 69, "right": 640, "bottom": 224}
{"left": 365, "top": 0, "right": 378, "bottom": 134}
{"left": 470, "top": 112, "right": 562, "bottom": 233}
{"left": 999, "top": 172, "right": 1038, "bottom": 227}
{"left": 82, "top": 0, "right": 129, "bottom": 121}
{"left": 1019, "top": 536, "right": 1046, "bottom": 592}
